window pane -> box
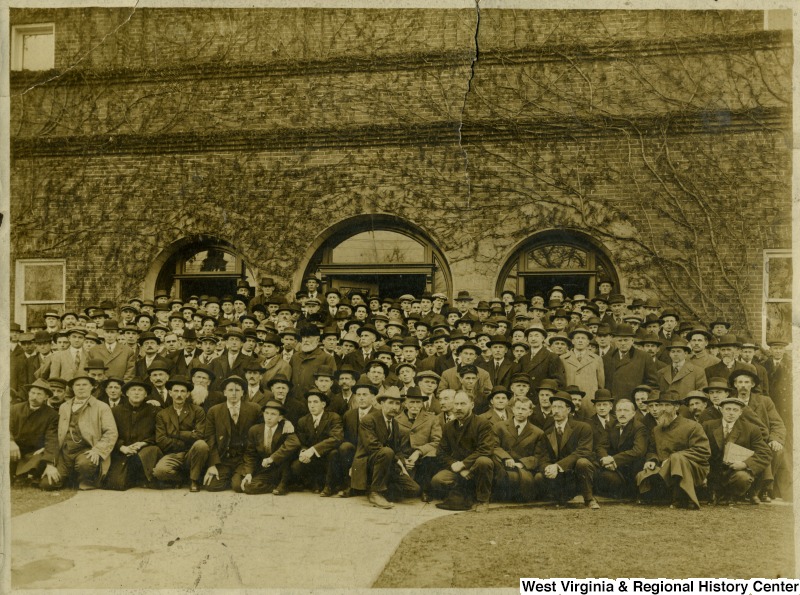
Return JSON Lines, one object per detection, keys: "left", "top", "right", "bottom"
{"left": 23, "top": 263, "right": 64, "bottom": 302}
{"left": 768, "top": 257, "right": 792, "bottom": 300}
{"left": 21, "top": 32, "right": 54, "bottom": 71}
{"left": 182, "top": 249, "right": 237, "bottom": 274}
{"left": 503, "top": 262, "right": 519, "bottom": 295}
{"left": 25, "top": 304, "right": 59, "bottom": 329}
{"left": 766, "top": 302, "right": 792, "bottom": 345}
{"left": 331, "top": 231, "right": 425, "bottom": 264}
{"left": 526, "top": 245, "right": 588, "bottom": 270}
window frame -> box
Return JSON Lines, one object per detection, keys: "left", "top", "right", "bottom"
{"left": 11, "top": 23, "right": 55, "bottom": 71}
{"left": 15, "top": 258, "right": 66, "bottom": 330}
{"left": 763, "top": 249, "right": 792, "bottom": 346}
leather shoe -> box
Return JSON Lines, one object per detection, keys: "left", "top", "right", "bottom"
{"left": 473, "top": 502, "right": 490, "bottom": 513}
{"left": 273, "top": 484, "right": 289, "bottom": 496}
{"left": 369, "top": 492, "right": 394, "bottom": 509}
{"left": 320, "top": 486, "right": 334, "bottom": 497}
{"left": 420, "top": 492, "right": 431, "bottom": 503}
{"left": 189, "top": 481, "right": 200, "bottom": 493}
{"left": 78, "top": 481, "right": 97, "bottom": 491}
{"left": 586, "top": 499, "right": 600, "bottom": 510}
{"left": 338, "top": 488, "right": 353, "bottom": 498}
{"left": 761, "top": 493, "right": 772, "bottom": 503}
{"left": 750, "top": 495, "right": 762, "bottom": 505}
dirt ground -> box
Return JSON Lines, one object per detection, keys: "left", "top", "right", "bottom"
{"left": 374, "top": 502, "right": 795, "bottom": 588}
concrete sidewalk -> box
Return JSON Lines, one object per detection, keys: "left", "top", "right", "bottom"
{"left": 11, "top": 489, "right": 457, "bottom": 589}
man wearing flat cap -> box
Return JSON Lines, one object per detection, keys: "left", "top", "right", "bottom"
{"left": 153, "top": 376, "right": 209, "bottom": 492}
{"left": 533, "top": 391, "right": 600, "bottom": 509}
{"left": 240, "top": 400, "right": 301, "bottom": 495}
{"left": 104, "top": 379, "right": 162, "bottom": 490}
{"left": 438, "top": 343, "right": 493, "bottom": 410}
{"left": 702, "top": 397, "right": 771, "bottom": 504}
{"left": 203, "top": 376, "right": 262, "bottom": 492}
{"left": 10, "top": 379, "right": 59, "bottom": 483}
{"left": 351, "top": 387, "right": 421, "bottom": 508}
{"left": 41, "top": 375, "right": 118, "bottom": 491}
{"left": 288, "top": 390, "right": 343, "bottom": 496}
{"left": 637, "top": 391, "right": 710, "bottom": 509}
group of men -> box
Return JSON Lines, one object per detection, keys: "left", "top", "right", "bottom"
{"left": 8, "top": 275, "right": 792, "bottom": 511}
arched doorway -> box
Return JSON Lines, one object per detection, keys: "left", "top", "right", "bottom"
{"left": 302, "top": 216, "right": 451, "bottom": 299}
{"left": 496, "top": 230, "right": 618, "bottom": 298}
{"left": 148, "top": 236, "right": 257, "bottom": 300}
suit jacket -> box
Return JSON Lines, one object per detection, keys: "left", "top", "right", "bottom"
{"left": 603, "top": 349, "right": 658, "bottom": 400}
{"left": 704, "top": 360, "right": 756, "bottom": 386}
{"left": 588, "top": 414, "right": 617, "bottom": 459}
{"left": 529, "top": 406, "right": 555, "bottom": 432}
{"left": 702, "top": 417, "right": 771, "bottom": 477}
{"left": 260, "top": 354, "right": 292, "bottom": 388}
{"left": 11, "top": 351, "right": 42, "bottom": 396}
{"left": 111, "top": 401, "right": 159, "bottom": 450}
{"left": 764, "top": 356, "right": 791, "bottom": 422}
{"left": 561, "top": 350, "right": 605, "bottom": 417}
{"left": 56, "top": 398, "right": 118, "bottom": 476}
{"left": 204, "top": 401, "right": 262, "bottom": 466}
{"left": 534, "top": 418, "right": 594, "bottom": 472}
{"left": 436, "top": 413, "right": 497, "bottom": 470}
{"left": 169, "top": 349, "right": 201, "bottom": 378}
{"left": 744, "top": 393, "right": 786, "bottom": 445}
{"left": 48, "top": 348, "right": 88, "bottom": 382}
{"left": 209, "top": 350, "right": 255, "bottom": 390}
{"left": 155, "top": 403, "right": 207, "bottom": 454}
{"left": 493, "top": 419, "right": 544, "bottom": 471}
{"left": 478, "top": 408, "right": 512, "bottom": 427}
{"left": 342, "top": 349, "right": 377, "bottom": 374}
{"left": 342, "top": 407, "right": 373, "bottom": 446}
{"left": 604, "top": 419, "right": 648, "bottom": 471}
{"left": 241, "top": 420, "right": 301, "bottom": 475}
{"left": 244, "top": 388, "right": 269, "bottom": 409}
{"left": 657, "top": 362, "right": 708, "bottom": 398}
{"left": 351, "top": 409, "right": 405, "bottom": 490}
{"left": 396, "top": 410, "right": 442, "bottom": 458}
{"left": 295, "top": 411, "right": 343, "bottom": 456}
{"left": 89, "top": 343, "right": 136, "bottom": 382}
{"left": 477, "top": 356, "right": 515, "bottom": 388}
{"left": 438, "top": 366, "right": 493, "bottom": 414}
{"left": 10, "top": 401, "right": 59, "bottom": 463}
{"left": 514, "top": 348, "right": 565, "bottom": 388}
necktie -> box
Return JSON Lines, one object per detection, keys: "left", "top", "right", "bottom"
{"left": 723, "top": 424, "right": 731, "bottom": 439}
{"left": 517, "top": 423, "right": 524, "bottom": 436}
{"left": 231, "top": 409, "right": 239, "bottom": 424}
{"left": 74, "top": 351, "right": 81, "bottom": 371}
{"left": 313, "top": 417, "right": 319, "bottom": 429}
{"left": 673, "top": 366, "right": 680, "bottom": 376}
{"left": 265, "top": 426, "right": 274, "bottom": 453}
{"left": 556, "top": 425, "right": 563, "bottom": 443}
{"left": 387, "top": 420, "right": 392, "bottom": 437}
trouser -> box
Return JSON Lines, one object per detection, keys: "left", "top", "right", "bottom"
{"left": 290, "top": 450, "right": 339, "bottom": 490}
{"left": 335, "top": 442, "right": 356, "bottom": 489}
{"left": 104, "top": 445, "right": 162, "bottom": 491}
{"left": 709, "top": 468, "right": 755, "bottom": 499}
{"left": 153, "top": 440, "right": 210, "bottom": 484}
{"left": 431, "top": 456, "right": 494, "bottom": 503}
{"left": 205, "top": 459, "right": 245, "bottom": 492}
{"left": 595, "top": 466, "right": 639, "bottom": 499}
{"left": 534, "top": 457, "right": 595, "bottom": 502}
{"left": 243, "top": 460, "right": 293, "bottom": 494}
{"left": 367, "top": 447, "right": 420, "bottom": 499}
{"left": 41, "top": 446, "right": 98, "bottom": 490}
{"left": 493, "top": 462, "right": 537, "bottom": 502}
{"left": 410, "top": 456, "right": 441, "bottom": 495}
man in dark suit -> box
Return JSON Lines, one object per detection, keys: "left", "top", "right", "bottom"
{"left": 763, "top": 340, "right": 791, "bottom": 435}
{"left": 533, "top": 392, "right": 599, "bottom": 509}
{"left": 12, "top": 333, "right": 42, "bottom": 398}
{"left": 514, "top": 325, "right": 565, "bottom": 388}
{"left": 594, "top": 398, "right": 648, "bottom": 498}
{"left": 350, "top": 387, "right": 421, "bottom": 509}
{"left": 168, "top": 329, "right": 201, "bottom": 377}
{"left": 336, "top": 381, "right": 377, "bottom": 497}
{"left": 10, "top": 378, "right": 59, "bottom": 482}
{"left": 704, "top": 334, "right": 757, "bottom": 385}
{"left": 702, "top": 397, "right": 772, "bottom": 504}
{"left": 88, "top": 319, "right": 136, "bottom": 382}
{"left": 202, "top": 376, "right": 261, "bottom": 492}
{"left": 342, "top": 324, "right": 379, "bottom": 374}
{"left": 492, "top": 396, "right": 544, "bottom": 502}
{"left": 240, "top": 400, "right": 301, "bottom": 495}
{"left": 431, "top": 390, "right": 497, "bottom": 512}
{"left": 603, "top": 324, "right": 658, "bottom": 400}
{"left": 209, "top": 328, "right": 254, "bottom": 391}
{"left": 289, "top": 390, "right": 343, "bottom": 496}
{"left": 478, "top": 335, "right": 515, "bottom": 388}
{"left": 153, "top": 375, "right": 209, "bottom": 492}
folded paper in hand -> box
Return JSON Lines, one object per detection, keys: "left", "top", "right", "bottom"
{"left": 723, "top": 442, "right": 754, "bottom": 464}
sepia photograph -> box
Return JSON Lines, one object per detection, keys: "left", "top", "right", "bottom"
{"left": 2, "top": 0, "right": 796, "bottom": 591}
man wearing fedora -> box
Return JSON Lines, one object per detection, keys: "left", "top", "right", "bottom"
{"left": 290, "top": 325, "right": 337, "bottom": 408}
{"left": 288, "top": 390, "right": 343, "bottom": 497}
{"left": 603, "top": 323, "right": 658, "bottom": 401}
{"left": 439, "top": 343, "right": 493, "bottom": 409}
{"left": 47, "top": 328, "right": 89, "bottom": 381}
{"left": 248, "top": 276, "right": 277, "bottom": 309}
{"left": 203, "top": 376, "right": 262, "bottom": 492}
{"left": 514, "top": 324, "right": 566, "bottom": 389}
{"left": 168, "top": 328, "right": 201, "bottom": 377}
{"left": 704, "top": 334, "right": 757, "bottom": 383}
{"left": 656, "top": 337, "right": 708, "bottom": 398}
{"left": 104, "top": 379, "right": 162, "bottom": 490}
{"left": 477, "top": 334, "right": 515, "bottom": 388}
{"left": 342, "top": 324, "right": 380, "bottom": 373}
{"left": 686, "top": 327, "right": 720, "bottom": 370}
{"left": 240, "top": 400, "right": 301, "bottom": 495}
{"left": 637, "top": 391, "right": 710, "bottom": 509}
{"left": 153, "top": 376, "right": 209, "bottom": 492}
{"left": 532, "top": 391, "right": 600, "bottom": 509}
{"left": 561, "top": 326, "right": 604, "bottom": 418}
{"left": 350, "top": 387, "right": 421, "bottom": 508}
{"left": 10, "top": 378, "right": 59, "bottom": 483}
{"left": 397, "top": 387, "right": 443, "bottom": 502}
{"left": 702, "top": 396, "right": 772, "bottom": 504}
{"left": 594, "top": 398, "right": 648, "bottom": 499}
{"left": 88, "top": 319, "right": 135, "bottom": 382}
{"left": 492, "top": 395, "right": 544, "bottom": 502}
{"left": 41, "top": 375, "right": 118, "bottom": 491}
{"left": 336, "top": 380, "right": 378, "bottom": 497}
{"left": 209, "top": 328, "right": 255, "bottom": 391}
{"left": 452, "top": 291, "right": 479, "bottom": 323}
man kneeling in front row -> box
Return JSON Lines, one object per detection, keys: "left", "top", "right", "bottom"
{"left": 240, "top": 400, "right": 300, "bottom": 495}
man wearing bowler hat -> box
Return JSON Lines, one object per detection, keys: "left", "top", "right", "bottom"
{"left": 533, "top": 391, "right": 600, "bottom": 509}
{"left": 48, "top": 327, "right": 89, "bottom": 381}
{"left": 288, "top": 390, "right": 343, "bottom": 497}
{"left": 514, "top": 324, "right": 566, "bottom": 389}
{"left": 397, "top": 386, "right": 443, "bottom": 502}
{"left": 478, "top": 334, "right": 515, "bottom": 388}
{"left": 240, "top": 400, "right": 301, "bottom": 495}
{"left": 351, "top": 387, "right": 421, "bottom": 508}
{"left": 10, "top": 379, "right": 59, "bottom": 483}
{"left": 657, "top": 337, "right": 708, "bottom": 398}
{"left": 203, "top": 376, "right": 262, "bottom": 492}
{"left": 88, "top": 319, "right": 135, "bottom": 382}
{"left": 603, "top": 323, "right": 658, "bottom": 401}
{"left": 209, "top": 327, "right": 255, "bottom": 391}
{"left": 153, "top": 375, "right": 209, "bottom": 492}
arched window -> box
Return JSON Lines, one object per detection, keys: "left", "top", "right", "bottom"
{"left": 497, "top": 231, "right": 617, "bottom": 299}
{"left": 153, "top": 237, "right": 256, "bottom": 300}
{"left": 304, "top": 219, "right": 451, "bottom": 299}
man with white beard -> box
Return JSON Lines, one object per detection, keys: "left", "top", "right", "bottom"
{"left": 189, "top": 366, "right": 225, "bottom": 411}
{"left": 637, "top": 390, "right": 710, "bottom": 509}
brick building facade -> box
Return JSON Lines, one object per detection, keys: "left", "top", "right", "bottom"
{"left": 9, "top": 8, "right": 792, "bottom": 344}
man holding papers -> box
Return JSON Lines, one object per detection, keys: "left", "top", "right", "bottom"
{"left": 702, "top": 397, "right": 771, "bottom": 505}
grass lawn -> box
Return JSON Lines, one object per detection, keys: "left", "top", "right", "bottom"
{"left": 375, "top": 502, "right": 795, "bottom": 588}
{"left": 11, "top": 484, "right": 76, "bottom": 517}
